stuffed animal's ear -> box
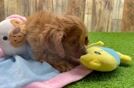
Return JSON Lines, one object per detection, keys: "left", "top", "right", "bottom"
{"left": 10, "top": 19, "right": 22, "bottom": 28}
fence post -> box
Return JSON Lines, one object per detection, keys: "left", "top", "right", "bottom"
{"left": 84, "top": 0, "right": 93, "bottom": 31}
{"left": 122, "top": 0, "right": 134, "bottom": 32}
{"left": 0, "top": 0, "right": 5, "bottom": 21}
{"left": 91, "top": 0, "right": 114, "bottom": 32}
{"left": 67, "top": 0, "right": 86, "bottom": 21}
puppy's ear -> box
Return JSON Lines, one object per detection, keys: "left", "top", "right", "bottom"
{"left": 52, "top": 30, "right": 65, "bottom": 58}
{"left": 41, "top": 24, "right": 65, "bottom": 58}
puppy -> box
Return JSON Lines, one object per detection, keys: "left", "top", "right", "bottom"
{"left": 10, "top": 11, "right": 89, "bottom": 72}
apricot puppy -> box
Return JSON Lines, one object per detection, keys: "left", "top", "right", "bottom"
{"left": 10, "top": 11, "right": 89, "bottom": 72}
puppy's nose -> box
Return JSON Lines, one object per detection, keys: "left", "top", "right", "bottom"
{"left": 81, "top": 46, "right": 87, "bottom": 55}
{"left": 85, "top": 36, "right": 89, "bottom": 45}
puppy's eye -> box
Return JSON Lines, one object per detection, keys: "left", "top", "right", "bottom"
{"left": 85, "top": 37, "right": 88, "bottom": 45}
{"left": 94, "top": 51, "right": 101, "bottom": 55}
{"left": 3, "top": 36, "right": 8, "bottom": 40}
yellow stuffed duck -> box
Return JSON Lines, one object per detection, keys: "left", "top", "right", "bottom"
{"left": 80, "top": 41, "right": 132, "bottom": 72}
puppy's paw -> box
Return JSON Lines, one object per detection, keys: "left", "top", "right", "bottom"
{"left": 38, "top": 59, "right": 44, "bottom": 63}
{"left": 51, "top": 61, "right": 74, "bottom": 72}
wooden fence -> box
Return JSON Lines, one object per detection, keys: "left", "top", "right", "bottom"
{"left": 0, "top": 0, "right": 133, "bottom": 32}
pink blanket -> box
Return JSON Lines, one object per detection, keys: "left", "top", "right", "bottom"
{"left": 25, "top": 65, "right": 92, "bottom": 88}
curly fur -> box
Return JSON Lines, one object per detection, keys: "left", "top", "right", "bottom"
{"left": 18, "top": 11, "right": 88, "bottom": 72}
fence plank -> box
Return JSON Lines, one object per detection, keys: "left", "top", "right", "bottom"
{"left": 67, "top": 0, "right": 86, "bottom": 21}
{"left": 4, "top": 0, "right": 19, "bottom": 17}
{"left": 43, "top": 0, "right": 53, "bottom": 11}
{"left": 53, "top": 0, "right": 63, "bottom": 14}
{"left": 122, "top": 0, "right": 134, "bottom": 32}
{"left": 112, "top": 0, "right": 124, "bottom": 32}
{"left": 91, "top": 0, "right": 114, "bottom": 32}
{"left": 0, "top": 0, "right": 5, "bottom": 21}
{"left": 84, "top": 0, "right": 93, "bottom": 31}
{"left": 52, "top": 0, "right": 68, "bottom": 15}
{"left": 17, "top": 0, "right": 30, "bottom": 16}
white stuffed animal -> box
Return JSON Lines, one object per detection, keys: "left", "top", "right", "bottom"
{"left": 0, "top": 15, "right": 30, "bottom": 59}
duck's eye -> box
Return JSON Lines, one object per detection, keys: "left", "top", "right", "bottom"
{"left": 3, "top": 36, "right": 8, "bottom": 40}
{"left": 94, "top": 51, "right": 101, "bottom": 55}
